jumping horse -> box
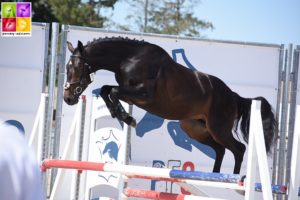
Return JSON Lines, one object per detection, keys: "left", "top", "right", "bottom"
{"left": 64, "top": 37, "right": 277, "bottom": 174}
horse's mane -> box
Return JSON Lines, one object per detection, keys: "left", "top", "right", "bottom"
{"left": 86, "top": 36, "right": 149, "bottom": 47}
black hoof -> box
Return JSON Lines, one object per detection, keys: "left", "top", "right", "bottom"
{"left": 124, "top": 116, "right": 137, "bottom": 128}
{"left": 240, "top": 175, "right": 246, "bottom": 183}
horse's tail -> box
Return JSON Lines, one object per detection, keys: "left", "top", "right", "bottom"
{"left": 234, "top": 94, "right": 277, "bottom": 154}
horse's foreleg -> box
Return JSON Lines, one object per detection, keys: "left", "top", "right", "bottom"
{"left": 100, "top": 85, "right": 131, "bottom": 125}
{"left": 109, "top": 84, "right": 153, "bottom": 127}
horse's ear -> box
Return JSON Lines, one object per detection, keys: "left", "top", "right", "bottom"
{"left": 67, "top": 41, "right": 75, "bottom": 53}
{"left": 77, "top": 40, "right": 84, "bottom": 54}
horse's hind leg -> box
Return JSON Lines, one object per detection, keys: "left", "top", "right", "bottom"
{"left": 226, "top": 136, "right": 246, "bottom": 174}
{"left": 180, "top": 120, "right": 225, "bottom": 173}
{"left": 201, "top": 137, "right": 225, "bottom": 173}
{"left": 209, "top": 127, "right": 246, "bottom": 174}
{"left": 207, "top": 101, "right": 246, "bottom": 174}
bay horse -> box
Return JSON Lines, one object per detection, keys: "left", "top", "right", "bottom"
{"left": 63, "top": 37, "right": 277, "bottom": 174}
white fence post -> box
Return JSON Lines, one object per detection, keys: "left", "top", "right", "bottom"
{"left": 288, "top": 106, "right": 300, "bottom": 200}
{"left": 244, "top": 100, "right": 258, "bottom": 200}
{"left": 245, "top": 100, "right": 273, "bottom": 200}
{"left": 29, "top": 93, "right": 48, "bottom": 161}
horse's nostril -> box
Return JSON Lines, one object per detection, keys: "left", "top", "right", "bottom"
{"left": 64, "top": 97, "right": 72, "bottom": 104}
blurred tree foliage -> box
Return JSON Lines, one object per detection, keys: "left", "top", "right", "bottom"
{"left": 124, "top": 0, "right": 214, "bottom": 37}
{"left": 0, "top": 0, "right": 214, "bottom": 37}
{"left": 31, "top": 0, "right": 117, "bottom": 27}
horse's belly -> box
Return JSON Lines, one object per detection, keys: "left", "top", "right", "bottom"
{"left": 135, "top": 100, "right": 207, "bottom": 121}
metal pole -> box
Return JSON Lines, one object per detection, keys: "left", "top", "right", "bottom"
{"left": 45, "top": 22, "right": 59, "bottom": 196}
{"left": 41, "top": 23, "right": 50, "bottom": 93}
{"left": 53, "top": 24, "right": 69, "bottom": 160}
{"left": 76, "top": 96, "right": 86, "bottom": 200}
{"left": 277, "top": 45, "right": 291, "bottom": 187}
{"left": 49, "top": 24, "right": 68, "bottom": 194}
{"left": 272, "top": 44, "right": 285, "bottom": 184}
{"left": 70, "top": 96, "right": 86, "bottom": 200}
{"left": 43, "top": 22, "right": 59, "bottom": 198}
{"left": 285, "top": 45, "right": 299, "bottom": 187}
{"left": 47, "top": 22, "right": 59, "bottom": 160}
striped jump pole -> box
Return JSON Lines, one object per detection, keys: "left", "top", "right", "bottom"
{"left": 127, "top": 175, "right": 300, "bottom": 196}
{"left": 126, "top": 175, "right": 244, "bottom": 190}
{"left": 42, "top": 159, "right": 300, "bottom": 197}
{"left": 254, "top": 183, "right": 300, "bottom": 196}
{"left": 123, "top": 188, "right": 225, "bottom": 200}
{"left": 42, "top": 159, "right": 241, "bottom": 183}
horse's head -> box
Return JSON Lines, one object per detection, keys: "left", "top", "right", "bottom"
{"left": 64, "top": 41, "right": 94, "bottom": 105}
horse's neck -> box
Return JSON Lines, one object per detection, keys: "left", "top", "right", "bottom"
{"left": 87, "top": 42, "right": 133, "bottom": 73}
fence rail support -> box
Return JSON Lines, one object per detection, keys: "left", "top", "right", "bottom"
{"left": 288, "top": 106, "right": 300, "bottom": 200}
{"left": 41, "top": 100, "right": 300, "bottom": 199}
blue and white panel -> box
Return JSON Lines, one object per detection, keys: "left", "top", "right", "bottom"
{"left": 85, "top": 96, "right": 129, "bottom": 199}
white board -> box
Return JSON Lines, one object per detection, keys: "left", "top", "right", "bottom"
{"left": 0, "top": 23, "right": 48, "bottom": 139}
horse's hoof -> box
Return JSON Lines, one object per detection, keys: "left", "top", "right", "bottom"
{"left": 130, "top": 118, "right": 137, "bottom": 128}
{"left": 235, "top": 175, "right": 246, "bottom": 195}
{"left": 123, "top": 116, "right": 136, "bottom": 128}
{"left": 240, "top": 175, "right": 246, "bottom": 183}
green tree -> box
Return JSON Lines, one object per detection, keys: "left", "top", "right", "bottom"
{"left": 124, "top": 0, "right": 214, "bottom": 37}
{"left": 31, "top": 0, "right": 117, "bottom": 27}
{"left": 31, "top": 0, "right": 58, "bottom": 23}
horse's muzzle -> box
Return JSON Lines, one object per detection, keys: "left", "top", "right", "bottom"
{"left": 64, "top": 96, "right": 78, "bottom": 105}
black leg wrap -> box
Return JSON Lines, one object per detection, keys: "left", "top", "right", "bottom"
{"left": 108, "top": 105, "right": 117, "bottom": 118}
{"left": 114, "top": 102, "right": 137, "bottom": 127}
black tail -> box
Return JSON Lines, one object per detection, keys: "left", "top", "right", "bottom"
{"left": 235, "top": 94, "right": 277, "bottom": 153}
